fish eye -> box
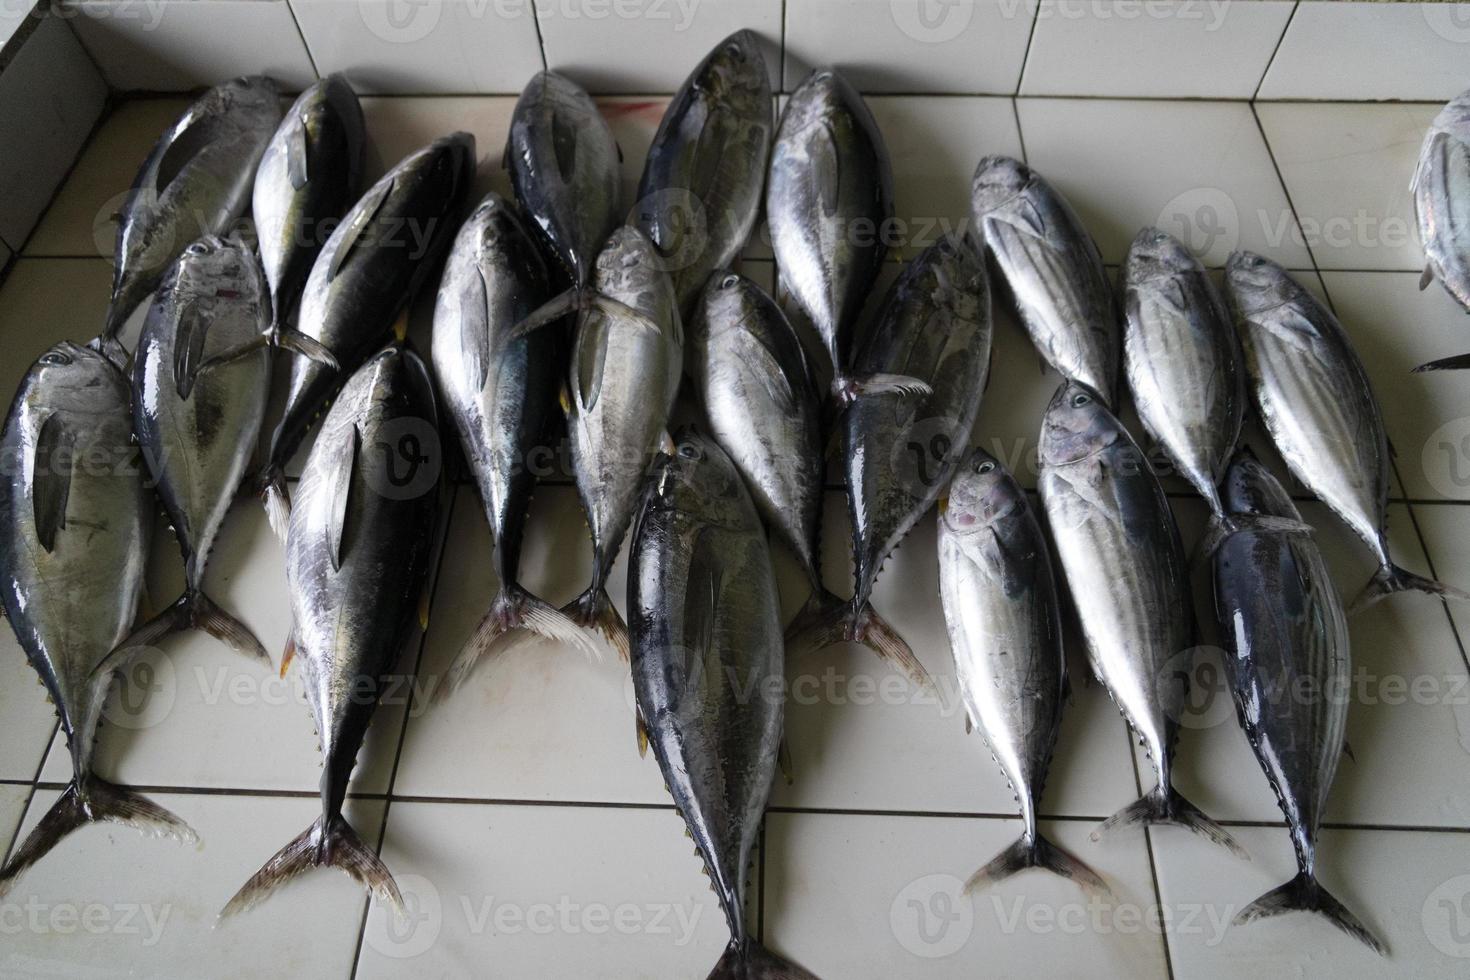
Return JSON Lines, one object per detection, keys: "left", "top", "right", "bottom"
{"left": 975, "top": 460, "right": 995, "bottom": 475}
{"left": 186, "top": 241, "right": 211, "bottom": 255}
{"left": 677, "top": 443, "right": 702, "bottom": 460}
{"left": 720, "top": 274, "right": 740, "bottom": 289}
{"left": 39, "top": 350, "right": 72, "bottom": 366}
{"left": 724, "top": 41, "right": 745, "bottom": 60}
{"left": 1070, "top": 392, "right": 1091, "bottom": 408}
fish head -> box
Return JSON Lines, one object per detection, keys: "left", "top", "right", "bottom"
{"left": 695, "top": 30, "right": 770, "bottom": 117}
{"left": 970, "top": 155, "right": 1032, "bottom": 217}
{"left": 1039, "top": 380, "right": 1120, "bottom": 467}
{"left": 1224, "top": 250, "right": 1297, "bottom": 315}
{"left": 1126, "top": 226, "right": 1200, "bottom": 284}
{"left": 1221, "top": 447, "right": 1301, "bottom": 521}
{"left": 649, "top": 427, "right": 750, "bottom": 528}
{"left": 689, "top": 269, "right": 756, "bottom": 341}
{"left": 219, "top": 75, "right": 283, "bottom": 118}
{"left": 168, "top": 234, "right": 264, "bottom": 298}
{"left": 595, "top": 226, "right": 666, "bottom": 297}
{"left": 943, "top": 448, "right": 1023, "bottom": 534}
{"left": 27, "top": 342, "right": 127, "bottom": 411}
{"left": 783, "top": 67, "right": 860, "bottom": 131}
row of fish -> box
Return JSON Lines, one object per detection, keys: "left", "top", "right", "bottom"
{"left": 0, "top": 28, "right": 1458, "bottom": 969}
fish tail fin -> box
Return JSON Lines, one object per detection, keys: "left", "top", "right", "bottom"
{"left": 1236, "top": 870, "right": 1386, "bottom": 955}
{"left": 561, "top": 586, "right": 628, "bottom": 661}
{"left": 708, "top": 937, "right": 820, "bottom": 980}
{"left": 784, "top": 588, "right": 932, "bottom": 690}
{"left": 1092, "top": 784, "right": 1248, "bottom": 859}
{"left": 438, "top": 586, "right": 602, "bottom": 700}
{"left": 0, "top": 777, "right": 196, "bottom": 897}
{"left": 220, "top": 814, "right": 402, "bottom": 920}
{"left": 965, "top": 831, "right": 1110, "bottom": 897}
{"left": 1413, "top": 352, "right": 1470, "bottom": 373}
{"left": 259, "top": 465, "right": 292, "bottom": 543}
{"left": 95, "top": 590, "right": 269, "bottom": 676}
{"left": 189, "top": 590, "right": 271, "bottom": 664}
{"left": 1350, "top": 562, "right": 1470, "bottom": 613}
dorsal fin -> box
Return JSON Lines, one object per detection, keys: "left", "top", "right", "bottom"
{"left": 287, "top": 118, "right": 311, "bottom": 191}
{"left": 154, "top": 113, "right": 217, "bottom": 197}
{"left": 327, "top": 424, "right": 361, "bottom": 572}
{"left": 32, "top": 412, "right": 75, "bottom": 553}
{"left": 328, "top": 177, "right": 395, "bottom": 283}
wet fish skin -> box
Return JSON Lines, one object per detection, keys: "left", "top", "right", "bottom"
{"left": 767, "top": 67, "right": 893, "bottom": 395}
{"left": 253, "top": 73, "right": 366, "bottom": 334}
{"left": 821, "top": 234, "right": 991, "bottom": 682}
{"left": 127, "top": 235, "right": 271, "bottom": 661}
{"left": 432, "top": 194, "right": 594, "bottom": 688}
{"left": 1224, "top": 250, "right": 1466, "bottom": 610}
{"left": 562, "top": 226, "right": 683, "bottom": 655}
{"left": 1212, "top": 450, "right": 1385, "bottom": 953}
{"left": 0, "top": 342, "right": 194, "bottom": 894}
{"left": 635, "top": 30, "right": 772, "bottom": 320}
{"left": 972, "top": 156, "right": 1118, "bottom": 407}
{"left": 939, "top": 448, "right": 1106, "bottom": 895}
{"left": 628, "top": 429, "right": 818, "bottom": 980}
{"left": 1412, "top": 88, "right": 1470, "bottom": 311}
{"left": 506, "top": 71, "right": 622, "bottom": 288}
{"left": 1038, "top": 380, "right": 1242, "bottom": 854}
{"left": 103, "top": 76, "right": 282, "bottom": 352}
{"left": 1123, "top": 226, "right": 1243, "bottom": 534}
{"left": 260, "top": 131, "right": 475, "bottom": 536}
{"left": 223, "top": 343, "right": 441, "bottom": 919}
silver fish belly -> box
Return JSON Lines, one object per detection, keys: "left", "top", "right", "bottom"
{"left": 973, "top": 156, "right": 1118, "bottom": 407}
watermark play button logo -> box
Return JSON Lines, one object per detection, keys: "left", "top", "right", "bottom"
{"left": 890, "top": 0, "right": 975, "bottom": 43}
{"left": 361, "top": 0, "right": 443, "bottom": 44}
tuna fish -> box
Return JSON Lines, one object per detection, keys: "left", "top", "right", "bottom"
{"left": 121, "top": 236, "right": 274, "bottom": 662}
{"left": 791, "top": 235, "right": 991, "bottom": 684}
{"left": 1224, "top": 251, "right": 1467, "bottom": 611}
{"left": 505, "top": 71, "right": 622, "bottom": 289}
{"left": 1412, "top": 88, "right": 1470, "bottom": 319}
{"left": 971, "top": 156, "right": 1118, "bottom": 407}
{"left": 252, "top": 73, "right": 366, "bottom": 353}
{"left": 628, "top": 429, "right": 817, "bottom": 980}
{"left": 1213, "top": 450, "right": 1385, "bottom": 954}
{"left": 221, "top": 343, "right": 441, "bottom": 918}
{"left": 635, "top": 30, "right": 772, "bottom": 320}
{"left": 0, "top": 343, "right": 194, "bottom": 894}
{"left": 939, "top": 449, "right": 1107, "bottom": 895}
{"left": 258, "top": 132, "right": 475, "bottom": 539}
{"left": 1038, "top": 380, "right": 1243, "bottom": 854}
{"left": 100, "top": 76, "right": 282, "bottom": 360}
{"left": 431, "top": 194, "right": 594, "bottom": 692}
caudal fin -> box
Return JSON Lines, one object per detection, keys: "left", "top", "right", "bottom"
{"left": 260, "top": 465, "right": 292, "bottom": 543}
{"left": 1092, "top": 784, "right": 1248, "bottom": 859}
{"left": 220, "top": 814, "right": 402, "bottom": 919}
{"left": 561, "top": 586, "right": 629, "bottom": 661}
{"left": 965, "top": 831, "right": 1110, "bottom": 896}
{"left": 0, "top": 777, "right": 196, "bottom": 897}
{"left": 1236, "top": 870, "right": 1385, "bottom": 955}
{"left": 1350, "top": 562, "right": 1470, "bottom": 613}
{"left": 96, "top": 590, "right": 270, "bottom": 676}
{"left": 708, "top": 938, "right": 820, "bottom": 980}
{"left": 437, "top": 586, "right": 602, "bottom": 700}
{"left": 785, "top": 588, "right": 932, "bottom": 690}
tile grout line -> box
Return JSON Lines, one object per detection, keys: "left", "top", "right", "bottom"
{"left": 528, "top": 0, "right": 549, "bottom": 72}
{"left": 778, "top": 0, "right": 787, "bottom": 94}
{"left": 281, "top": 0, "right": 323, "bottom": 81}
{"left": 1140, "top": 826, "right": 1177, "bottom": 980}
{"left": 1250, "top": 99, "right": 1325, "bottom": 275}
{"left": 1012, "top": 0, "right": 1043, "bottom": 99}
{"left": 348, "top": 482, "right": 459, "bottom": 980}
{"left": 1249, "top": 0, "right": 1298, "bottom": 103}
{"left": 1, "top": 717, "right": 61, "bottom": 867}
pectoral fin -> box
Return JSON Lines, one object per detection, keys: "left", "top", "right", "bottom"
{"left": 31, "top": 412, "right": 74, "bottom": 553}
{"left": 287, "top": 120, "right": 310, "bottom": 191}
{"left": 328, "top": 178, "right": 394, "bottom": 282}
{"left": 327, "top": 425, "right": 362, "bottom": 572}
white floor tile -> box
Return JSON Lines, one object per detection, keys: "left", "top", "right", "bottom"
{"left": 0, "top": 791, "right": 381, "bottom": 977}
{"left": 0, "top": 783, "right": 31, "bottom": 857}
{"left": 1403, "top": 502, "right": 1470, "bottom": 659}
{"left": 1257, "top": 102, "right": 1439, "bottom": 273}
{"left": 763, "top": 811, "right": 1169, "bottom": 978}
{"left": 0, "top": 258, "right": 123, "bottom": 390}
{"left": 1152, "top": 824, "right": 1470, "bottom": 977}
{"left": 1016, "top": 98, "right": 1312, "bottom": 269}
{"left": 0, "top": 645, "right": 61, "bottom": 783}
{"left": 357, "top": 801, "right": 748, "bottom": 976}
{"left": 783, "top": 0, "right": 1037, "bottom": 95}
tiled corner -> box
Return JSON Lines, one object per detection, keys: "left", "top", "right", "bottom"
{"left": 62, "top": 0, "right": 317, "bottom": 92}
{"left": 0, "top": 640, "right": 56, "bottom": 782}
{"left": 288, "top": 0, "right": 545, "bottom": 95}
{"left": 1016, "top": 98, "right": 1311, "bottom": 269}
{"left": 357, "top": 801, "right": 747, "bottom": 975}
{"left": 537, "top": 0, "right": 782, "bottom": 93}
{"left": 763, "top": 811, "right": 1169, "bottom": 978}
{"left": 1318, "top": 271, "right": 1470, "bottom": 502}
{"left": 0, "top": 791, "right": 382, "bottom": 977}
{"left": 1405, "top": 503, "right": 1470, "bottom": 658}
{"left": 0, "top": 258, "right": 116, "bottom": 396}
{"left": 1152, "top": 825, "right": 1470, "bottom": 977}
{"left": 1258, "top": 2, "right": 1470, "bottom": 103}
{"left": 783, "top": 0, "right": 1037, "bottom": 94}
{"left": 1021, "top": 0, "right": 1294, "bottom": 99}
{"left": 0, "top": 13, "right": 108, "bottom": 249}
{"left": 1256, "top": 102, "right": 1440, "bottom": 273}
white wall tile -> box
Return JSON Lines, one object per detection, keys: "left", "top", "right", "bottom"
{"left": 63, "top": 0, "right": 317, "bottom": 92}
{"left": 538, "top": 0, "right": 781, "bottom": 93}
{"left": 0, "top": 14, "right": 107, "bottom": 248}
{"left": 289, "top": 0, "right": 544, "bottom": 94}
{"left": 1259, "top": 1, "right": 1470, "bottom": 102}
{"left": 1021, "top": 0, "right": 1294, "bottom": 98}
{"left": 784, "top": 0, "right": 1038, "bottom": 94}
